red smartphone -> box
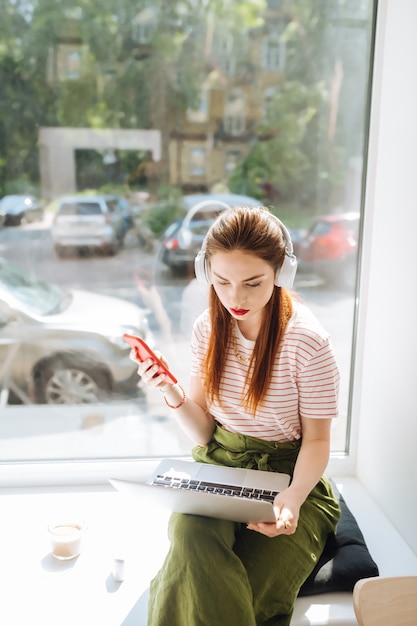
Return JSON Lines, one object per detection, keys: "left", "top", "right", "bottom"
{"left": 123, "top": 333, "right": 177, "bottom": 384}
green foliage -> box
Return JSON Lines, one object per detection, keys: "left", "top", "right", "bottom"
{"left": 155, "top": 184, "right": 182, "bottom": 204}
{"left": 3, "top": 177, "right": 40, "bottom": 196}
{"left": 140, "top": 200, "right": 182, "bottom": 238}
{"left": 267, "top": 203, "right": 315, "bottom": 230}
{"left": 0, "top": 0, "right": 371, "bottom": 210}
{"left": 96, "top": 183, "right": 132, "bottom": 197}
{"left": 229, "top": 81, "right": 324, "bottom": 203}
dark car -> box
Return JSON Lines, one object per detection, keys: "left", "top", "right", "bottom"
{"left": 286, "top": 226, "right": 306, "bottom": 260}
{"left": 0, "top": 257, "right": 152, "bottom": 405}
{"left": 298, "top": 212, "right": 360, "bottom": 286}
{"left": 0, "top": 195, "right": 45, "bottom": 226}
{"left": 160, "top": 193, "right": 262, "bottom": 276}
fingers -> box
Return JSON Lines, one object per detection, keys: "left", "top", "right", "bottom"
{"left": 141, "top": 362, "right": 165, "bottom": 385}
{"left": 273, "top": 503, "right": 297, "bottom": 534}
{"left": 246, "top": 517, "right": 296, "bottom": 537}
{"left": 129, "top": 350, "right": 169, "bottom": 390}
{"left": 139, "top": 360, "right": 160, "bottom": 379}
{"left": 152, "top": 349, "right": 171, "bottom": 371}
{"left": 279, "top": 518, "right": 295, "bottom": 534}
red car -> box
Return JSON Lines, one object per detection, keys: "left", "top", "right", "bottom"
{"left": 299, "top": 212, "right": 360, "bottom": 287}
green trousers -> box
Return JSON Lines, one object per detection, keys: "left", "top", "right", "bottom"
{"left": 148, "top": 425, "right": 340, "bottom": 626}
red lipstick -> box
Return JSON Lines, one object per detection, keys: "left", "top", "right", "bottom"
{"left": 230, "top": 308, "right": 249, "bottom": 316}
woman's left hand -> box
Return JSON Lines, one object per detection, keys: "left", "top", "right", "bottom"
{"left": 246, "top": 490, "right": 301, "bottom": 538}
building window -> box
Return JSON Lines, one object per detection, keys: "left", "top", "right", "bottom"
{"left": 47, "top": 44, "right": 86, "bottom": 82}
{"left": 262, "top": 86, "right": 279, "bottom": 121}
{"left": 189, "top": 148, "right": 206, "bottom": 176}
{"left": 262, "top": 34, "right": 285, "bottom": 71}
{"left": 132, "top": 6, "right": 158, "bottom": 44}
{"left": 224, "top": 89, "right": 246, "bottom": 136}
{"left": 187, "top": 88, "right": 210, "bottom": 123}
{"left": 225, "top": 150, "right": 241, "bottom": 174}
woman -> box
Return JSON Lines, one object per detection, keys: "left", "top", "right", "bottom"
{"left": 135, "top": 206, "right": 341, "bottom": 626}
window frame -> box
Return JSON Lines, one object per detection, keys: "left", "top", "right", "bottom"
{"left": 0, "top": 0, "right": 381, "bottom": 487}
{"left": 262, "top": 33, "right": 285, "bottom": 72}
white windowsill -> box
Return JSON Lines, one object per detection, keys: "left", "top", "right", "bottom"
{"left": 1, "top": 476, "right": 416, "bottom": 626}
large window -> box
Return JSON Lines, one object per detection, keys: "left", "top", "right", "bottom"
{"left": 0, "top": 0, "right": 376, "bottom": 468}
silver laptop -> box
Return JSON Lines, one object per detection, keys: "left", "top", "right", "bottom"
{"left": 109, "top": 458, "right": 290, "bottom": 523}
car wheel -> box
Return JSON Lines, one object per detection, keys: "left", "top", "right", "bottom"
{"left": 21, "top": 212, "right": 35, "bottom": 225}
{"left": 105, "top": 239, "right": 120, "bottom": 255}
{"left": 55, "top": 245, "right": 69, "bottom": 258}
{"left": 34, "top": 359, "right": 111, "bottom": 404}
{"left": 7, "top": 215, "right": 22, "bottom": 226}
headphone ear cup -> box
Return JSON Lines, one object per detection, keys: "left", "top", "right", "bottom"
{"left": 194, "top": 249, "right": 211, "bottom": 284}
{"left": 275, "top": 254, "right": 298, "bottom": 289}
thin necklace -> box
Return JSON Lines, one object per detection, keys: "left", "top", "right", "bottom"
{"left": 232, "top": 326, "right": 252, "bottom": 364}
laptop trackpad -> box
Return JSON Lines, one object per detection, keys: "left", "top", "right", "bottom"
{"left": 196, "top": 464, "right": 246, "bottom": 486}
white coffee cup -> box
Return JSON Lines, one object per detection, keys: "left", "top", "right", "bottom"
{"left": 48, "top": 521, "right": 87, "bottom": 560}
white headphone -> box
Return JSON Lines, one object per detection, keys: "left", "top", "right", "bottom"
{"left": 194, "top": 210, "right": 298, "bottom": 289}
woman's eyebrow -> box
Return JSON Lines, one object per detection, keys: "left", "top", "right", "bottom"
{"left": 212, "top": 272, "right": 266, "bottom": 282}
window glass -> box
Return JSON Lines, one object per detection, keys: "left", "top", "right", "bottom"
{"left": 225, "top": 150, "right": 241, "bottom": 174}
{"left": 0, "top": 0, "right": 375, "bottom": 464}
{"left": 262, "top": 34, "right": 284, "bottom": 71}
{"left": 189, "top": 148, "right": 206, "bottom": 177}
{"left": 58, "top": 202, "right": 102, "bottom": 216}
{"left": 224, "top": 89, "right": 246, "bottom": 136}
{"left": 187, "top": 88, "right": 210, "bottom": 123}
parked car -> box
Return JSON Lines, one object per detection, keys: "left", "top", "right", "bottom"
{"left": 0, "top": 195, "right": 45, "bottom": 226}
{"left": 286, "top": 226, "right": 307, "bottom": 260}
{"left": 298, "top": 212, "right": 360, "bottom": 286}
{"left": 0, "top": 257, "right": 152, "bottom": 405}
{"left": 160, "top": 193, "right": 263, "bottom": 276}
{"left": 51, "top": 195, "right": 133, "bottom": 257}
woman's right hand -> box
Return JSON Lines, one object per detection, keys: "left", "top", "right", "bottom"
{"left": 129, "top": 349, "right": 174, "bottom": 393}
{"left": 131, "top": 352, "right": 213, "bottom": 445}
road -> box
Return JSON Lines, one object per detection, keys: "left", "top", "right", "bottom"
{"left": 0, "top": 219, "right": 187, "bottom": 334}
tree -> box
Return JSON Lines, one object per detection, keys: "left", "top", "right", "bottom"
{"left": 0, "top": 0, "right": 265, "bottom": 194}
{"left": 229, "top": 0, "right": 372, "bottom": 209}
{"left": 0, "top": 0, "right": 372, "bottom": 205}
{"left": 0, "top": 3, "right": 48, "bottom": 193}
{"left": 229, "top": 81, "right": 324, "bottom": 202}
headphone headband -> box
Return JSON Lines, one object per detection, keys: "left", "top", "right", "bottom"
{"left": 194, "top": 209, "right": 298, "bottom": 289}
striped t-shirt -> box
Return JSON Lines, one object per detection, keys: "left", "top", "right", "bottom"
{"left": 190, "top": 303, "right": 340, "bottom": 442}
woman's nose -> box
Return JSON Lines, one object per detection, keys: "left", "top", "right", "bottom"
{"left": 230, "top": 285, "right": 245, "bottom": 305}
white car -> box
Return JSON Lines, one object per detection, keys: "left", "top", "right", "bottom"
{"left": 0, "top": 257, "right": 151, "bottom": 404}
{"left": 51, "top": 195, "right": 132, "bottom": 257}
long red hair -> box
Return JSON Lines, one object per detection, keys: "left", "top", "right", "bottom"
{"left": 201, "top": 206, "right": 294, "bottom": 413}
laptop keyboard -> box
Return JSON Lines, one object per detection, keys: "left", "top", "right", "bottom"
{"left": 151, "top": 474, "right": 278, "bottom": 504}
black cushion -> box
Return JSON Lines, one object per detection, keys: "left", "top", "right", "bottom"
{"left": 298, "top": 486, "right": 379, "bottom": 596}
